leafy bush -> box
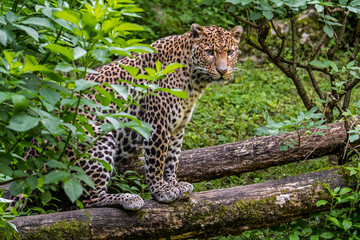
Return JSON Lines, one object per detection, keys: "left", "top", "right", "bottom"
{"left": 0, "top": 0, "right": 160, "bottom": 235}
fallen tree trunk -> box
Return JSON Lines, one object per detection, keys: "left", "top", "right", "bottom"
{"left": 11, "top": 168, "right": 354, "bottom": 239}
{"left": 117, "top": 120, "right": 353, "bottom": 183}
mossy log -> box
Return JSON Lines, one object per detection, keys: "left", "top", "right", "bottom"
{"left": 117, "top": 120, "right": 352, "bottom": 183}
{"left": 10, "top": 168, "right": 354, "bottom": 239}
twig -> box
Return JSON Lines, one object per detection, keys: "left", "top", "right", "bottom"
{"left": 290, "top": 15, "right": 297, "bottom": 70}
{"left": 311, "top": 33, "right": 327, "bottom": 60}
{"left": 280, "top": 57, "right": 330, "bottom": 75}
{"left": 227, "top": 11, "right": 260, "bottom": 29}
{"left": 328, "top": 10, "right": 348, "bottom": 60}
{"left": 306, "top": 65, "right": 325, "bottom": 100}
{"left": 271, "top": 19, "right": 286, "bottom": 59}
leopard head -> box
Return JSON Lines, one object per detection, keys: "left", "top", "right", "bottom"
{"left": 189, "top": 24, "right": 243, "bottom": 81}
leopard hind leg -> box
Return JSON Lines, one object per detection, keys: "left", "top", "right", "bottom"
{"left": 77, "top": 132, "right": 144, "bottom": 210}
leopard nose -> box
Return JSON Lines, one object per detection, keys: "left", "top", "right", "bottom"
{"left": 216, "top": 66, "right": 228, "bottom": 75}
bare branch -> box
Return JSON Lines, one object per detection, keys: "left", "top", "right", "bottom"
{"left": 343, "top": 78, "right": 360, "bottom": 93}
{"left": 290, "top": 15, "right": 298, "bottom": 69}
{"left": 328, "top": 10, "right": 348, "bottom": 60}
{"left": 306, "top": 65, "right": 325, "bottom": 99}
{"left": 246, "top": 39, "right": 264, "bottom": 52}
{"left": 270, "top": 19, "right": 285, "bottom": 40}
{"left": 311, "top": 33, "right": 327, "bottom": 60}
{"left": 350, "top": 19, "right": 360, "bottom": 62}
{"left": 270, "top": 20, "right": 287, "bottom": 59}
{"left": 227, "top": 11, "right": 260, "bottom": 29}
{"left": 280, "top": 57, "right": 330, "bottom": 75}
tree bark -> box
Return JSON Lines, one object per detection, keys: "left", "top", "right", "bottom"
{"left": 10, "top": 168, "right": 355, "bottom": 239}
{"left": 117, "top": 120, "right": 353, "bottom": 183}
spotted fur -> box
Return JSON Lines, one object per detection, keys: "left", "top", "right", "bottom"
{"left": 26, "top": 24, "right": 243, "bottom": 210}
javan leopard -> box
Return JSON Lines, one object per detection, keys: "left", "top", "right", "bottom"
{"left": 24, "top": 24, "right": 243, "bottom": 210}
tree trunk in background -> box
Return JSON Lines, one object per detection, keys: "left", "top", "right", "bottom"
{"left": 10, "top": 169, "right": 354, "bottom": 239}
{"left": 117, "top": 120, "right": 350, "bottom": 183}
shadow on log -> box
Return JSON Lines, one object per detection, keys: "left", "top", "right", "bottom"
{"left": 11, "top": 168, "right": 354, "bottom": 239}
{"left": 117, "top": 120, "right": 351, "bottom": 183}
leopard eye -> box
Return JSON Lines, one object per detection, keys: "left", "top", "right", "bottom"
{"left": 227, "top": 50, "right": 235, "bottom": 56}
{"left": 205, "top": 49, "right": 214, "bottom": 56}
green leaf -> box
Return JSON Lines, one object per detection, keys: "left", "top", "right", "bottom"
{"left": 102, "top": 19, "right": 121, "bottom": 32}
{"left": 96, "top": 159, "right": 112, "bottom": 172}
{"left": 0, "top": 153, "right": 13, "bottom": 176}
{"left": 54, "top": 18, "right": 74, "bottom": 31}
{"left": 115, "top": 23, "right": 144, "bottom": 32}
{"left": 156, "top": 60, "right": 162, "bottom": 72}
{"left": 162, "top": 63, "right": 185, "bottom": 74}
{"left": 349, "top": 134, "right": 359, "bottom": 142}
{"left": 63, "top": 179, "right": 83, "bottom": 203}
{"left": 279, "top": 145, "right": 289, "bottom": 151}
{"left": 21, "top": 17, "right": 55, "bottom": 29}
{"left": 316, "top": 199, "right": 328, "bottom": 207}
{"left": 120, "top": 64, "right": 139, "bottom": 77}
{"left": 0, "top": 29, "right": 7, "bottom": 46}
{"left": 339, "top": 187, "right": 353, "bottom": 195}
{"left": 39, "top": 87, "right": 61, "bottom": 105}
{"left": 124, "top": 46, "right": 155, "bottom": 54}
{"left": 12, "top": 94, "right": 29, "bottom": 113}
{"left": 5, "top": 11, "right": 22, "bottom": 23}
{"left": 262, "top": 11, "right": 274, "bottom": 20}
{"left": 154, "top": 88, "right": 189, "bottom": 99}
{"left": 91, "top": 49, "right": 110, "bottom": 63}
{"left": 44, "top": 170, "right": 69, "bottom": 184}
{"left": 5, "top": 221, "right": 18, "bottom": 234}
{"left": 44, "top": 44, "right": 74, "bottom": 61}
{"left": 7, "top": 113, "right": 40, "bottom": 131}
{"left": 55, "top": 63, "right": 74, "bottom": 72}
{"left": 328, "top": 216, "right": 340, "bottom": 227}
{"left": 41, "top": 190, "right": 52, "bottom": 204}
{"left": 74, "top": 174, "right": 95, "bottom": 189}
{"left": 343, "top": 219, "right": 352, "bottom": 231}
{"left": 350, "top": 0, "right": 360, "bottom": 6}
{"left": 13, "top": 24, "right": 39, "bottom": 41}
{"left": 315, "top": 4, "right": 324, "bottom": 12}
{"left": 26, "top": 176, "right": 38, "bottom": 189}
{"left": 320, "top": 231, "right": 334, "bottom": 239}
{"left": 74, "top": 79, "right": 99, "bottom": 92}
{"left": 225, "top": 0, "right": 242, "bottom": 4}
{"left": 30, "top": 107, "right": 61, "bottom": 133}
{"left": 53, "top": 10, "right": 80, "bottom": 26}
{"left": 0, "top": 92, "right": 12, "bottom": 104}
{"left": 46, "top": 159, "right": 68, "bottom": 169}
{"left": 289, "top": 233, "right": 299, "bottom": 240}
{"left": 323, "top": 25, "right": 334, "bottom": 38}
{"left": 250, "top": 11, "right": 261, "bottom": 20}
{"left": 73, "top": 47, "right": 87, "bottom": 60}
{"left": 9, "top": 181, "right": 25, "bottom": 196}
{"left": 129, "top": 125, "right": 152, "bottom": 139}
{"left": 110, "top": 84, "right": 129, "bottom": 100}
{"left": 309, "top": 235, "right": 319, "bottom": 240}
{"left": 309, "top": 60, "right": 327, "bottom": 68}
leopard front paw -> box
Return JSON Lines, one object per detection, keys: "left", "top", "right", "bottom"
{"left": 121, "top": 193, "right": 144, "bottom": 210}
{"left": 151, "top": 181, "right": 180, "bottom": 203}
{"left": 175, "top": 181, "right": 193, "bottom": 195}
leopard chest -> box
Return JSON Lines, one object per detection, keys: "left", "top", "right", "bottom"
{"left": 170, "top": 90, "right": 202, "bottom": 135}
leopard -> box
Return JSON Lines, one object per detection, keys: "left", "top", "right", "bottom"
{"left": 23, "top": 24, "right": 243, "bottom": 210}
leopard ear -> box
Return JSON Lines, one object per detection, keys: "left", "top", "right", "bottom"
{"left": 190, "top": 23, "right": 204, "bottom": 41}
{"left": 230, "top": 26, "right": 243, "bottom": 44}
